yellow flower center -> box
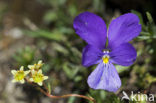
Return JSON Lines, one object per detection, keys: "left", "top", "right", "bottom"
{"left": 32, "top": 73, "right": 44, "bottom": 83}
{"left": 103, "top": 56, "right": 109, "bottom": 64}
{"left": 15, "top": 71, "right": 25, "bottom": 81}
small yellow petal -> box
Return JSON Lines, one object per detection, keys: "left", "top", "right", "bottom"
{"left": 11, "top": 70, "right": 17, "bottom": 75}
{"left": 20, "top": 79, "right": 25, "bottom": 84}
{"left": 24, "top": 70, "right": 30, "bottom": 76}
{"left": 29, "top": 78, "right": 34, "bottom": 82}
{"left": 38, "top": 60, "right": 42, "bottom": 64}
{"left": 28, "top": 65, "right": 34, "bottom": 69}
{"left": 20, "top": 66, "right": 24, "bottom": 71}
{"left": 31, "top": 70, "right": 35, "bottom": 74}
{"left": 43, "top": 76, "right": 48, "bottom": 80}
{"left": 38, "top": 82, "right": 43, "bottom": 86}
{"left": 12, "top": 79, "right": 17, "bottom": 83}
{"left": 38, "top": 70, "right": 42, "bottom": 74}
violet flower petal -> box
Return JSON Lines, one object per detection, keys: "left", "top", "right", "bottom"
{"left": 82, "top": 45, "right": 103, "bottom": 67}
{"left": 108, "top": 13, "right": 141, "bottom": 50}
{"left": 73, "top": 12, "right": 107, "bottom": 50}
{"left": 87, "top": 62, "right": 121, "bottom": 92}
{"left": 109, "top": 43, "right": 137, "bottom": 66}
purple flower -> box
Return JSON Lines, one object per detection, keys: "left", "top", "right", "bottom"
{"left": 73, "top": 12, "right": 141, "bottom": 92}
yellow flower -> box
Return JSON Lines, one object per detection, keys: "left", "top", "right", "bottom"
{"left": 28, "top": 60, "right": 43, "bottom": 70}
{"left": 29, "top": 70, "right": 48, "bottom": 86}
{"left": 11, "top": 66, "right": 30, "bottom": 84}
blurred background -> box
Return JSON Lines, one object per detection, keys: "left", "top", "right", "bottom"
{"left": 0, "top": 0, "right": 156, "bottom": 103}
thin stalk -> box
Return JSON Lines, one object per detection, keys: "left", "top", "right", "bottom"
{"left": 25, "top": 78, "right": 96, "bottom": 103}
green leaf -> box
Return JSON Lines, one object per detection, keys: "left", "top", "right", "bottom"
{"left": 52, "top": 43, "right": 69, "bottom": 55}
{"left": 43, "top": 11, "right": 57, "bottom": 23}
{"left": 74, "top": 76, "right": 82, "bottom": 82}
{"left": 116, "top": 65, "right": 129, "bottom": 73}
{"left": 146, "top": 12, "right": 153, "bottom": 24}
{"left": 68, "top": 96, "right": 76, "bottom": 103}
{"left": 42, "top": 64, "right": 51, "bottom": 73}
{"left": 23, "top": 29, "right": 66, "bottom": 41}
{"left": 48, "top": 83, "right": 51, "bottom": 94}
{"left": 63, "top": 63, "right": 79, "bottom": 79}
